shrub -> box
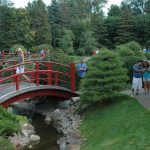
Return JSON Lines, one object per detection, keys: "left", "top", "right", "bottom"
{"left": 80, "top": 50, "right": 128, "bottom": 104}
{"left": 116, "top": 42, "right": 144, "bottom": 80}
{"left": 0, "top": 136, "right": 15, "bottom": 150}
{"left": 0, "top": 106, "right": 20, "bottom": 136}
{"left": 10, "top": 44, "right": 26, "bottom": 52}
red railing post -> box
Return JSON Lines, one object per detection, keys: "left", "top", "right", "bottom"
{"left": 47, "top": 63, "right": 51, "bottom": 85}
{"left": 16, "top": 75, "right": 19, "bottom": 90}
{"left": 54, "top": 73, "right": 58, "bottom": 86}
{"left": 2, "top": 52, "right": 4, "bottom": 61}
{"left": 70, "top": 63, "right": 75, "bottom": 91}
{"left": 36, "top": 62, "right": 39, "bottom": 86}
{"left": 13, "top": 61, "right": 17, "bottom": 83}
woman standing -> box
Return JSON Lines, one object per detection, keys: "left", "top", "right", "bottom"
{"left": 16, "top": 48, "right": 30, "bottom": 82}
{"left": 143, "top": 61, "right": 150, "bottom": 94}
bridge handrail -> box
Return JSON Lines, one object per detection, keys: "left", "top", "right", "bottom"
{"left": 0, "top": 60, "right": 75, "bottom": 91}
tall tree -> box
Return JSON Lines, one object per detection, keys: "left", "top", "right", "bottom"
{"left": 144, "top": 0, "right": 150, "bottom": 13}
{"left": 0, "top": 6, "right": 18, "bottom": 50}
{"left": 121, "top": 0, "right": 147, "bottom": 15}
{"left": 107, "top": 4, "right": 121, "bottom": 17}
{"left": 59, "top": 28, "right": 75, "bottom": 54}
{"left": 115, "top": 8, "right": 135, "bottom": 45}
{"left": 27, "top": 0, "right": 51, "bottom": 46}
{"left": 48, "top": 0, "right": 61, "bottom": 47}
{"left": 134, "top": 14, "right": 150, "bottom": 45}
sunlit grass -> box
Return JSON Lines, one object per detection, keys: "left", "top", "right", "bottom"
{"left": 80, "top": 95, "right": 150, "bottom": 150}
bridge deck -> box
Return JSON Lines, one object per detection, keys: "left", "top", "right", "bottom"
{"left": 0, "top": 82, "right": 78, "bottom": 105}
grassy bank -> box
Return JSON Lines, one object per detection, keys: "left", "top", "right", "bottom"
{"left": 80, "top": 95, "right": 150, "bottom": 150}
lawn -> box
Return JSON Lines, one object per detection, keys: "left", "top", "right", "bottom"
{"left": 80, "top": 95, "right": 150, "bottom": 150}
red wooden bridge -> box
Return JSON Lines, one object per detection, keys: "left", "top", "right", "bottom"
{"left": 0, "top": 60, "right": 78, "bottom": 107}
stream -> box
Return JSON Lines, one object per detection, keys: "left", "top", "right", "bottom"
{"left": 13, "top": 103, "right": 60, "bottom": 150}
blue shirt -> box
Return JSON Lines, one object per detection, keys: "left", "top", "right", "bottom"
{"left": 76, "top": 63, "right": 87, "bottom": 78}
{"left": 133, "top": 64, "right": 143, "bottom": 78}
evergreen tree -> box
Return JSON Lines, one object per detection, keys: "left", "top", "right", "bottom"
{"left": 59, "top": 28, "right": 75, "bottom": 54}
{"left": 80, "top": 50, "right": 128, "bottom": 104}
{"left": 48, "top": 0, "right": 61, "bottom": 47}
{"left": 27, "top": 0, "right": 51, "bottom": 46}
{"left": 115, "top": 9, "right": 135, "bottom": 45}
{"left": 0, "top": 6, "right": 18, "bottom": 50}
{"left": 107, "top": 4, "right": 121, "bottom": 17}
{"left": 121, "top": 0, "right": 147, "bottom": 15}
{"left": 79, "top": 31, "right": 98, "bottom": 55}
{"left": 144, "top": 0, "right": 150, "bottom": 13}
{"left": 134, "top": 14, "right": 150, "bottom": 45}
{"left": 104, "top": 16, "right": 121, "bottom": 48}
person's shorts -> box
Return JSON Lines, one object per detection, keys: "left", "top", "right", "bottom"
{"left": 132, "top": 77, "right": 142, "bottom": 90}
{"left": 143, "top": 78, "right": 150, "bottom": 82}
{"left": 16, "top": 66, "right": 24, "bottom": 74}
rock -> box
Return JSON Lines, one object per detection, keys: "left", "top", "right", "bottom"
{"left": 28, "top": 145, "right": 33, "bottom": 149}
{"left": 66, "top": 144, "right": 80, "bottom": 150}
{"left": 44, "top": 116, "right": 51, "bottom": 124}
{"left": 71, "top": 97, "right": 80, "bottom": 102}
{"left": 21, "top": 129, "right": 29, "bottom": 137}
{"left": 30, "top": 135, "right": 40, "bottom": 142}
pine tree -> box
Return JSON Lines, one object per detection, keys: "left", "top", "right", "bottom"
{"left": 27, "top": 0, "right": 51, "bottom": 46}
{"left": 115, "top": 9, "right": 135, "bottom": 45}
{"left": 80, "top": 50, "right": 128, "bottom": 104}
{"left": 48, "top": 0, "right": 61, "bottom": 47}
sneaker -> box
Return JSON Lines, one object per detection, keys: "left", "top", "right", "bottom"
{"left": 136, "top": 93, "right": 139, "bottom": 95}
{"left": 131, "top": 94, "right": 134, "bottom": 97}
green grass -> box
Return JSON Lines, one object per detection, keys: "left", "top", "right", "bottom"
{"left": 80, "top": 95, "right": 150, "bottom": 150}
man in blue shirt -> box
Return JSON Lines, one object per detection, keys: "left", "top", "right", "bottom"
{"left": 132, "top": 60, "right": 144, "bottom": 96}
{"left": 76, "top": 59, "right": 87, "bottom": 79}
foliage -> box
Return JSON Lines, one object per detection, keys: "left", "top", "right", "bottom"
{"left": 107, "top": 4, "right": 121, "bottom": 17}
{"left": 0, "top": 106, "right": 20, "bottom": 136}
{"left": 59, "top": 28, "right": 75, "bottom": 55}
{"left": 0, "top": 136, "right": 15, "bottom": 150}
{"left": 80, "top": 50, "right": 128, "bottom": 104}
{"left": 27, "top": 0, "right": 51, "bottom": 45}
{"left": 80, "top": 95, "right": 150, "bottom": 150}
{"left": 115, "top": 8, "right": 135, "bottom": 45}
{"left": 121, "top": 0, "right": 147, "bottom": 15}
{"left": 16, "top": 115, "right": 28, "bottom": 125}
{"left": 79, "top": 31, "right": 98, "bottom": 55}
{"left": 116, "top": 41, "right": 144, "bottom": 79}
{"left": 31, "top": 44, "right": 52, "bottom": 53}
{"left": 134, "top": 14, "right": 150, "bottom": 45}
{"left": 10, "top": 44, "right": 26, "bottom": 52}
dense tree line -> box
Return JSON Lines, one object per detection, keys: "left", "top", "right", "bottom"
{"left": 0, "top": 0, "right": 150, "bottom": 54}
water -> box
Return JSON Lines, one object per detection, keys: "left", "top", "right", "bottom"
{"left": 14, "top": 108, "right": 59, "bottom": 150}
{"left": 23, "top": 113, "right": 59, "bottom": 150}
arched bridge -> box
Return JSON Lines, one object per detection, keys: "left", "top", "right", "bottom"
{"left": 0, "top": 60, "right": 78, "bottom": 107}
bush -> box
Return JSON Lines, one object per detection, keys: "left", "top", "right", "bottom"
{"left": 116, "top": 42, "right": 144, "bottom": 80}
{"left": 0, "top": 106, "right": 20, "bottom": 136}
{"left": 31, "top": 44, "right": 52, "bottom": 53}
{"left": 10, "top": 44, "right": 26, "bottom": 52}
{"left": 75, "top": 48, "right": 85, "bottom": 56}
{"left": 0, "top": 136, "right": 15, "bottom": 150}
{"left": 80, "top": 50, "right": 128, "bottom": 104}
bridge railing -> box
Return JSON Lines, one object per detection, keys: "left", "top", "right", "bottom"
{"left": 0, "top": 61, "right": 75, "bottom": 92}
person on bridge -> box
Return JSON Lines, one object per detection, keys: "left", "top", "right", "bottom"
{"left": 16, "top": 48, "right": 31, "bottom": 82}
{"left": 76, "top": 59, "right": 88, "bottom": 79}
{"left": 131, "top": 60, "right": 144, "bottom": 96}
